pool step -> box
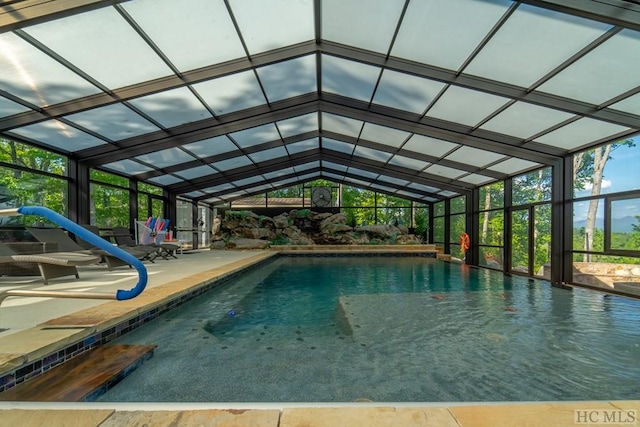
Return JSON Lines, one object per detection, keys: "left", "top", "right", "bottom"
{"left": 0, "top": 344, "right": 156, "bottom": 402}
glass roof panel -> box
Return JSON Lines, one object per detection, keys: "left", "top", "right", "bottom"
{"left": 202, "top": 183, "right": 235, "bottom": 193}
{"left": 102, "top": 160, "right": 154, "bottom": 175}
{"left": 182, "top": 191, "right": 206, "bottom": 198}
{"left": 147, "top": 174, "right": 184, "bottom": 186}
{"left": 487, "top": 158, "right": 540, "bottom": 174}
{"left": 479, "top": 101, "right": 574, "bottom": 139}
{"left": 232, "top": 175, "right": 263, "bottom": 187}
{"left": 322, "top": 138, "right": 355, "bottom": 155}
{"left": 344, "top": 177, "right": 372, "bottom": 188}
{"left": 444, "top": 146, "right": 505, "bottom": 167}
{"left": 229, "top": 0, "right": 314, "bottom": 54}
{"left": 8, "top": 120, "right": 107, "bottom": 151}
{"left": 401, "top": 134, "right": 458, "bottom": 158}
{"left": 370, "top": 183, "right": 397, "bottom": 193}
{"left": 377, "top": 175, "right": 409, "bottom": 186}
{"left": 212, "top": 155, "right": 253, "bottom": 171}
{"left": 183, "top": 136, "right": 238, "bottom": 158}
{"left": 392, "top": 0, "right": 510, "bottom": 71}
{"left": 272, "top": 177, "right": 298, "bottom": 186}
{"left": 533, "top": 118, "right": 631, "bottom": 150}
{"left": 230, "top": 123, "right": 281, "bottom": 148}
{"left": 322, "top": 172, "right": 344, "bottom": 181}
{"left": 353, "top": 145, "right": 392, "bottom": 162}
{"left": 347, "top": 167, "right": 378, "bottom": 179}
{"left": 175, "top": 165, "right": 217, "bottom": 180}
{"left": 360, "top": 123, "right": 410, "bottom": 147}
{"left": 0, "top": 33, "right": 100, "bottom": 107}
{"left": 322, "top": 0, "right": 405, "bottom": 54}
{"left": 537, "top": 29, "right": 640, "bottom": 104}
{"left": 65, "top": 104, "right": 160, "bottom": 140}
{"left": 321, "top": 113, "right": 363, "bottom": 137}
{"left": 373, "top": 70, "right": 446, "bottom": 114}
{"left": 294, "top": 161, "right": 319, "bottom": 172}
{"left": 426, "top": 85, "right": 510, "bottom": 126}
{"left": 438, "top": 190, "right": 458, "bottom": 197}
{"left": 322, "top": 55, "right": 380, "bottom": 102}
{"left": 458, "top": 173, "right": 495, "bottom": 185}
{"left": 286, "top": 138, "right": 319, "bottom": 155}
{"left": 297, "top": 172, "right": 319, "bottom": 181}
{"left": 465, "top": 5, "right": 610, "bottom": 88}
{"left": 388, "top": 155, "right": 430, "bottom": 171}
{"left": 248, "top": 146, "right": 288, "bottom": 163}
{"left": 264, "top": 168, "right": 295, "bottom": 180}
{"left": 135, "top": 147, "right": 196, "bottom": 168}
{"left": 25, "top": 7, "right": 173, "bottom": 89}
{"left": 412, "top": 183, "right": 441, "bottom": 193}
{"left": 609, "top": 93, "right": 640, "bottom": 116}
{"left": 127, "top": 87, "right": 212, "bottom": 128}
{"left": 193, "top": 71, "right": 266, "bottom": 116}
{"left": 423, "top": 164, "right": 466, "bottom": 179}
{"left": 0, "top": 96, "right": 30, "bottom": 118}
{"left": 396, "top": 190, "right": 427, "bottom": 199}
{"left": 257, "top": 55, "right": 316, "bottom": 102}
{"left": 277, "top": 113, "right": 319, "bottom": 138}
{"left": 322, "top": 161, "right": 348, "bottom": 172}
{"left": 122, "top": 0, "right": 245, "bottom": 72}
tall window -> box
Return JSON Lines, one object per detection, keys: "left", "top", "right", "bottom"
{"left": 89, "top": 170, "right": 130, "bottom": 227}
{"left": 449, "top": 195, "right": 466, "bottom": 258}
{"left": 478, "top": 181, "right": 504, "bottom": 270}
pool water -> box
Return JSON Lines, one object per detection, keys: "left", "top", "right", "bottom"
{"left": 98, "top": 257, "right": 640, "bottom": 402}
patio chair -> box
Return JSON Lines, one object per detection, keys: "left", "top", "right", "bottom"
{"left": 0, "top": 241, "right": 101, "bottom": 285}
{"left": 110, "top": 227, "right": 161, "bottom": 261}
{"left": 26, "top": 227, "right": 149, "bottom": 270}
{"left": 75, "top": 224, "right": 153, "bottom": 267}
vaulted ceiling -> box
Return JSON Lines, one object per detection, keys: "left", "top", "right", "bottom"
{"left": 1, "top": 0, "right": 639, "bottom": 205}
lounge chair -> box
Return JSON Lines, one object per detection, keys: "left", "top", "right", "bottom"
{"left": 26, "top": 227, "right": 149, "bottom": 270}
{"left": 0, "top": 241, "right": 101, "bottom": 285}
{"left": 111, "top": 227, "right": 169, "bottom": 261}
{"left": 75, "top": 225, "right": 152, "bottom": 268}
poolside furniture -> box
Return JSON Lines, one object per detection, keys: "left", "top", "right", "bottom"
{"left": 0, "top": 241, "right": 101, "bottom": 285}
{"left": 75, "top": 225, "right": 152, "bottom": 268}
{"left": 113, "top": 227, "right": 179, "bottom": 260}
{"left": 26, "top": 227, "right": 149, "bottom": 270}
{"left": 111, "top": 227, "right": 162, "bottom": 261}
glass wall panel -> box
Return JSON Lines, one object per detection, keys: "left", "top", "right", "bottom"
{"left": 176, "top": 198, "right": 195, "bottom": 246}
{"left": 433, "top": 217, "right": 445, "bottom": 243}
{"left": 479, "top": 210, "right": 504, "bottom": 246}
{"left": 0, "top": 167, "right": 68, "bottom": 225}
{"left": 479, "top": 182, "right": 504, "bottom": 210}
{"left": 434, "top": 201, "right": 445, "bottom": 217}
{"left": 480, "top": 246, "right": 503, "bottom": 270}
{"left": 511, "top": 209, "right": 530, "bottom": 273}
{"left": 450, "top": 195, "right": 466, "bottom": 214}
{"left": 0, "top": 139, "right": 67, "bottom": 176}
{"left": 414, "top": 204, "right": 429, "bottom": 241}
{"left": 610, "top": 198, "right": 640, "bottom": 251}
{"left": 89, "top": 183, "right": 129, "bottom": 227}
{"left": 90, "top": 169, "right": 128, "bottom": 187}
{"left": 534, "top": 204, "right": 552, "bottom": 278}
{"left": 512, "top": 167, "right": 552, "bottom": 206}
{"left": 449, "top": 213, "right": 466, "bottom": 258}
{"left": 573, "top": 199, "right": 604, "bottom": 257}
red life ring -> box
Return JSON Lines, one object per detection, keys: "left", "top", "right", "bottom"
{"left": 459, "top": 233, "right": 470, "bottom": 252}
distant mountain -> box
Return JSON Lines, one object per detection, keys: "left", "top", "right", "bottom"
{"left": 574, "top": 216, "right": 639, "bottom": 233}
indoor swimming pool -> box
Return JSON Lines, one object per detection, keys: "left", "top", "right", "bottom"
{"left": 97, "top": 256, "right": 640, "bottom": 402}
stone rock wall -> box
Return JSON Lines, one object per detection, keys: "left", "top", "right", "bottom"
{"left": 211, "top": 209, "right": 421, "bottom": 249}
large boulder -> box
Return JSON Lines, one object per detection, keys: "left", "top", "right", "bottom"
{"left": 396, "top": 234, "right": 421, "bottom": 245}
{"left": 320, "top": 213, "right": 347, "bottom": 227}
{"left": 272, "top": 213, "right": 290, "bottom": 229}
{"left": 355, "top": 224, "right": 401, "bottom": 239}
{"left": 209, "top": 240, "right": 227, "bottom": 250}
{"left": 227, "top": 238, "right": 270, "bottom": 249}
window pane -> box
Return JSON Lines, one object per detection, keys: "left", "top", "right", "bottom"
{"left": 89, "top": 183, "right": 130, "bottom": 227}
{"left": 479, "top": 182, "right": 504, "bottom": 210}
{"left": 139, "top": 182, "right": 163, "bottom": 196}
{"left": 0, "top": 139, "right": 67, "bottom": 176}
{"left": 573, "top": 199, "right": 604, "bottom": 256}
{"left": 449, "top": 213, "right": 466, "bottom": 244}
{"left": 0, "top": 167, "right": 68, "bottom": 224}
{"left": 434, "top": 201, "right": 445, "bottom": 217}
{"left": 450, "top": 195, "right": 466, "bottom": 214}
{"left": 534, "top": 204, "right": 551, "bottom": 277}
{"left": 573, "top": 138, "right": 640, "bottom": 197}
{"left": 90, "top": 169, "right": 129, "bottom": 188}
{"left": 480, "top": 246, "right": 503, "bottom": 270}
{"left": 479, "top": 210, "right": 503, "bottom": 246}
{"left": 433, "top": 217, "right": 445, "bottom": 243}
{"left": 610, "top": 198, "right": 640, "bottom": 251}
{"left": 511, "top": 209, "right": 529, "bottom": 273}
{"left": 512, "top": 167, "right": 552, "bottom": 206}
